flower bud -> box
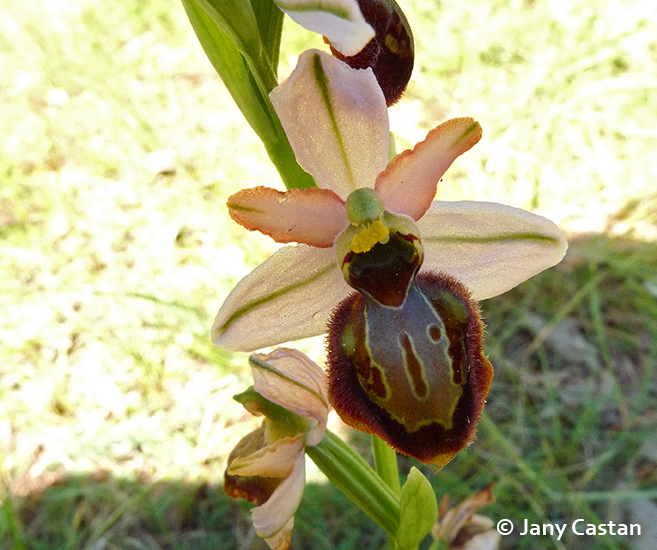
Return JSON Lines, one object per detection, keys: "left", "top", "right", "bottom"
{"left": 327, "top": 0, "right": 414, "bottom": 106}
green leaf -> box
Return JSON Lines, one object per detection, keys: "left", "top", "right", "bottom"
{"left": 396, "top": 467, "right": 438, "bottom": 550}
{"left": 306, "top": 430, "right": 400, "bottom": 536}
{"left": 189, "top": 0, "right": 278, "bottom": 97}
{"left": 192, "top": 0, "right": 262, "bottom": 67}
{"left": 251, "top": 0, "right": 284, "bottom": 75}
{"left": 182, "top": 0, "right": 315, "bottom": 189}
{"left": 183, "top": 0, "right": 278, "bottom": 143}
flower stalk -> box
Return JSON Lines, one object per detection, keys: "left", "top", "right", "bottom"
{"left": 306, "top": 429, "right": 400, "bottom": 536}
{"left": 372, "top": 435, "right": 401, "bottom": 496}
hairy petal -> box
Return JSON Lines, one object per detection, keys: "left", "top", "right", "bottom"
{"left": 252, "top": 451, "right": 306, "bottom": 549}
{"left": 228, "top": 435, "right": 304, "bottom": 478}
{"left": 417, "top": 201, "right": 568, "bottom": 300}
{"left": 250, "top": 349, "right": 329, "bottom": 446}
{"left": 376, "top": 118, "right": 482, "bottom": 220}
{"left": 212, "top": 245, "right": 351, "bottom": 352}
{"left": 227, "top": 186, "right": 347, "bottom": 247}
{"left": 270, "top": 49, "right": 389, "bottom": 199}
{"left": 275, "top": 0, "right": 374, "bottom": 56}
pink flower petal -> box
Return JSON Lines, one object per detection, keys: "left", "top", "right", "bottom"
{"left": 270, "top": 50, "right": 389, "bottom": 199}
{"left": 252, "top": 451, "right": 306, "bottom": 549}
{"left": 212, "top": 245, "right": 351, "bottom": 352}
{"left": 376, "top": 118, "right": 482, "bottom": 220}
{"left": 227, "top": 186, "right": 347, "bottom": 247}
{"left": 417, "top": 201, "right": 568, "bottom": 300}
{"left": 228, "top": 435, "right": 304, "bottom": 478}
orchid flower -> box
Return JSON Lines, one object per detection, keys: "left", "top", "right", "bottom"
{"left": 213, "top": 50, "right": 567, "bottom": 464}
{"left": 212, "top": 49, "right": 567, "bottom": 353}
{"left": 224, "top": 348, "right": 329, "bottom": 550}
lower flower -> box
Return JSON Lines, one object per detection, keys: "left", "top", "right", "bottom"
{"left": 214, "top": 49, "right": 568, "bottom": 469}
{"left": 223, "top": 349, "right": 329, "bottom": 550}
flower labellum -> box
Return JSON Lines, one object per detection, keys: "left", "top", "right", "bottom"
{"left": 328, "top": 196, "right": 493, "bottom": 466}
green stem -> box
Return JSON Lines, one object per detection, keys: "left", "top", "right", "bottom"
{"left": 264, "top": 138, "right": 316, "bottom": 190}
{"left": 307, "top": 430, "right": 400, "bottom": 535}
{"left": 372, "top": 435, "right": 401, "bottom": 496}
{"left": 182, "top": 0, "right": 315, "bottom": 190}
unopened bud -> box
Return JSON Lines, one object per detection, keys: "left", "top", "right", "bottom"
{"left": 328, "top": 0, "right": 414, "bottom": 105}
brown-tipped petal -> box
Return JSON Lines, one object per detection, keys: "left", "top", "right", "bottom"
{"left": 375, "top": 118, "right": 482, "bottom": 220}
{"left": 227, "top": 186, "right": 347, "bottom": 247}
{"left": 224, "top": 425, "right": 286, "bottom": 505}
{"left": 228, "top": 435, "right": 304, "bottom": 478}
{"left": 433, "top": 485, "right": 496, "bottom": 544}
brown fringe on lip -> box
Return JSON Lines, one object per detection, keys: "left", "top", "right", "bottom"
{"left": 326, "top": 271, "right": 493, "bottom": 467}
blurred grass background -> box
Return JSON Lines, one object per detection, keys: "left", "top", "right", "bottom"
{"left": 1, "top": 0, "right": 656, "bottom": 548}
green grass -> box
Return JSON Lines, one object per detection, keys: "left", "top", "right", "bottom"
{"left": 1, "top": 0, "right": 656, "bottom": 548}
{"left": 440, "top": 233, "right": 657, "bottom": 550}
